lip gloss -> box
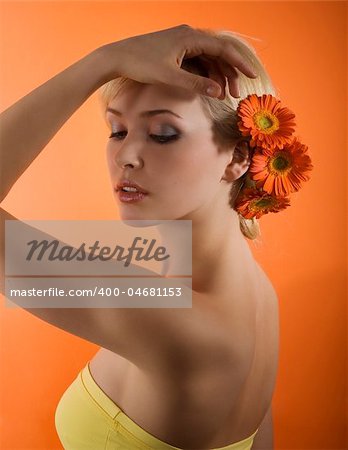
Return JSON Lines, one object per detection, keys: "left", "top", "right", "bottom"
{"left": 117, "top": 190, "right": 148, "bottom": 203}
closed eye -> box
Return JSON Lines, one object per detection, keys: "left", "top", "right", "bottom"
{"left": 108, "top": 131, "right": 180, "bottom": 144}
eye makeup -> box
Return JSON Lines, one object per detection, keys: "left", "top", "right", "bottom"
{"left": 108, "top": 131, "right": 181, "bottom": 145}
{"left": 108, "top": 122, "right": 182, "bottom": 145}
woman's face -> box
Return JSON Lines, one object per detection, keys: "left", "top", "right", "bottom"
{"left": 105, "top": 82, "right": 234, "bottom": 221}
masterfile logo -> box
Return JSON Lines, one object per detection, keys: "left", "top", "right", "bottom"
{"left": 5, "top": 220, "right": 192, "bottom": 309}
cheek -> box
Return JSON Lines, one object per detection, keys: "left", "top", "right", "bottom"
{"left": 176, "top": 141, "right": 223, "bottom": 186}
{"left": 106, "top": 146, "right": 113, "bottom": 169}
{"left": 154, "top": 144, "right": 223, "bottom": 202}
{"left": 157, "top": 136, "right": 219, "bottom": 170}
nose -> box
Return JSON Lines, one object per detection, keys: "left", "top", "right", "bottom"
{"left": 118, "top": 160, "right": 142, "bottom": 169}
{"left": 113, "top": 135, "right": 144, "bottom": 170}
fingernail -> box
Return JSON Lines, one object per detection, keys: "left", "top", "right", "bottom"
{"left": 206, "top": 86, "right": 219, "bottom": 97}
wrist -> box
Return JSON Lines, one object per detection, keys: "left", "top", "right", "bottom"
{"left": 90, "top": 43, "right": 123, "bottom": 85}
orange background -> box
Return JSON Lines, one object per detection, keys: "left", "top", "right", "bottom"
{"left": 0, "top": 1, "right": 346, "bottom": 449}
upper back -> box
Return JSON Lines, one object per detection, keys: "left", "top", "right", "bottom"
{"left": 110, "top": 256, "right": 280, "bottom": 444}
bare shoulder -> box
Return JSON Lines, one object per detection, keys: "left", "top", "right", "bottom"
{"left": 254, "top": 260, "right": 279, "bottom": 311}
{"left": 254, "top": 260, "right": 280, "bottom": 362}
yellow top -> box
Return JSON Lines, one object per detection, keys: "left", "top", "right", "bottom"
{"left": 55, "top": 362, "right": 259, "bottom": 450}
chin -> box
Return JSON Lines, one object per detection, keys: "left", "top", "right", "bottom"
{"left": 117, "top": 209, "right": 164, "bottom": 225}
{"left": 120, "top": 218, "right": 163, "bottom": 228}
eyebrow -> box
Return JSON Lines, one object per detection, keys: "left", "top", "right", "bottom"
{"left": 106, "top": 107, "right": 183, "bottom": 119}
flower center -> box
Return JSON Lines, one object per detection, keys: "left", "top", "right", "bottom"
{"left": 254, "top": 197, "right": 273, "bottom": 209}
{"left": 254, "top": 110, "right": 279, "bottom": 134}
{"left": 271, "top": 152, "right": 291, "bottom": 172}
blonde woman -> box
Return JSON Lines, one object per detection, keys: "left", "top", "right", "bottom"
{"left": 0, "top": 25, "right": 279, "bottom": 449}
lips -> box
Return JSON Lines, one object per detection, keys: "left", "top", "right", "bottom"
{"left": 115, "top": 179, "right": 149, "bottom": 194}
{"left": 117, "top": 190, "right": 148, "bottom": 203}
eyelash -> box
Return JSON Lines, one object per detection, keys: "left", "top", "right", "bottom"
{"left": 108, "top": 131, "right": 180, "bottom": 145}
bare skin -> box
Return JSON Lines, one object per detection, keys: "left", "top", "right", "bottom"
{"left": 0, "top": 24, "right": 278, "bottom": 449}
{"left": 89, "top": 257, "right": 279, "bottom": 448}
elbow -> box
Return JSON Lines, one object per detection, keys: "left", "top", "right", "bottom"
{"left": 0, "top": 181, "right": 12, "bottom": 204}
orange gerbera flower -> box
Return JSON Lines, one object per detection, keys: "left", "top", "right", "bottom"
{"left": 237, "top": 94, "right": 296, "bottom": 154}
{"left": 234, "top": 188, "right": 291, "bottom": 219}
{"left": 248, "top": 138, "right": 314, "bottom": 197}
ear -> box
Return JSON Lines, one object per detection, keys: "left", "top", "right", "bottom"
{"left": 220, "top": 140, "right": 251, "bottom": 183}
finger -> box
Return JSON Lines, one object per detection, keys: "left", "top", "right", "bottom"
{"left": 197, "top": 55, "right": 240, "bottom": 99}
{"left": 168, "top": 66, "right": 222, "bottom": 97}
{"left": 197, "top": 56, "right": 227, "bottom": 100}
{"left": 187, "top": 28, "right": 258, "bottom": 80}
{"left": 213, "top": 58, "right": 241, "bottom": 98}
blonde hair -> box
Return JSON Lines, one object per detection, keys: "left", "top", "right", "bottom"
{"left": 98, "top": 29, "right": 277, "bottom": 242}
